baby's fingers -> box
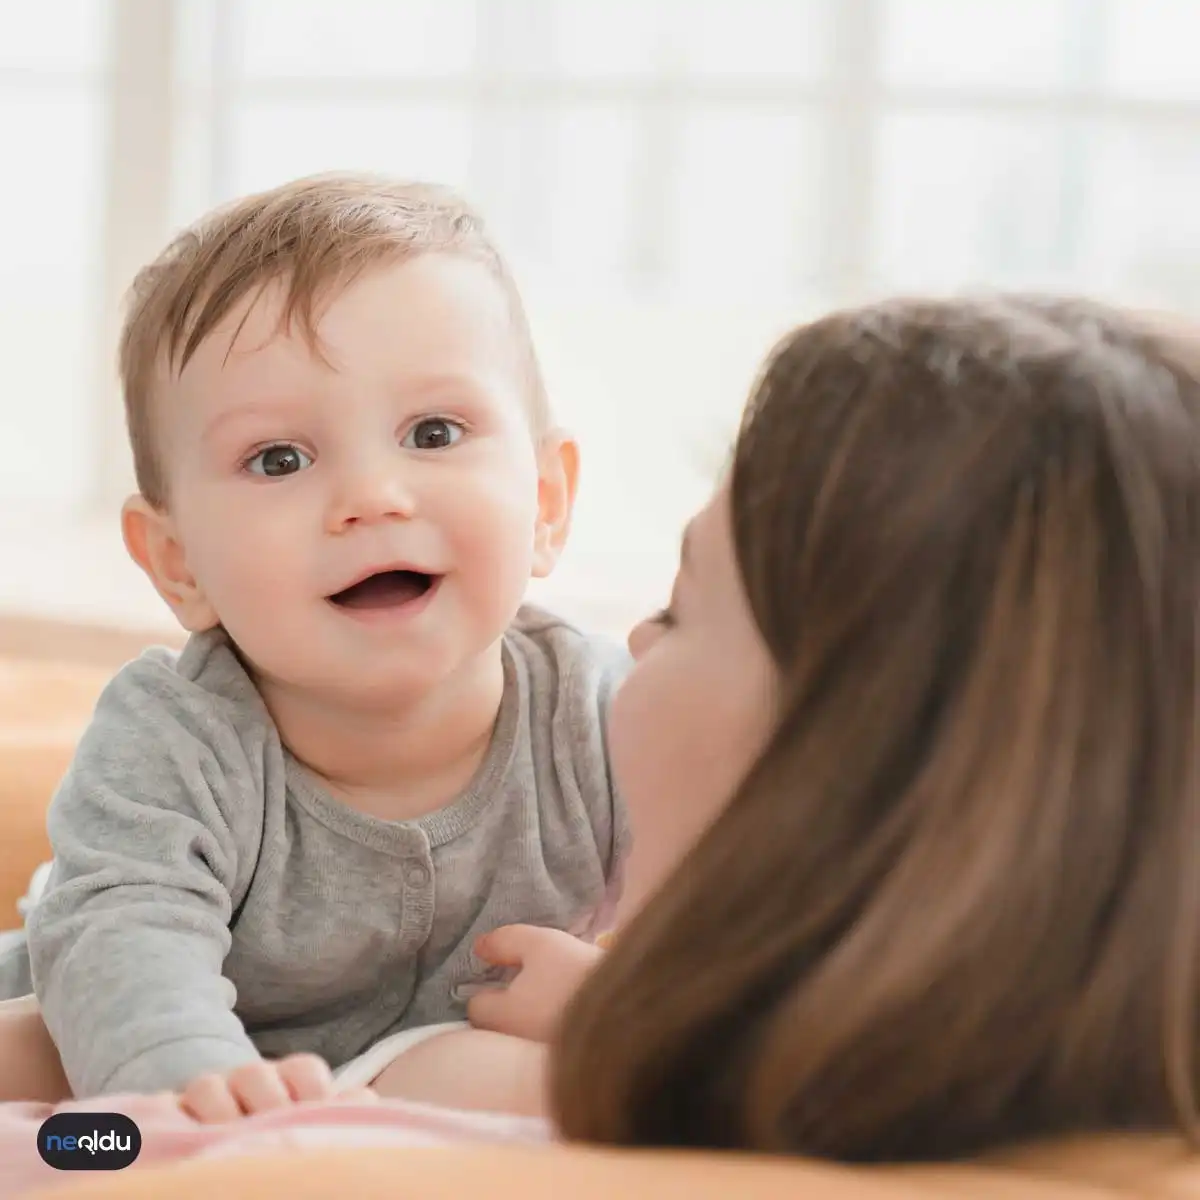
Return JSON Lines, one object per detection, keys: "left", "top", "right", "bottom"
{"left": 276, "top": 1053, "right": 337, "bottom": 1103}
{"left": 466, "top": 981, "right": 520, "bottom": 1035}
{"left": 227, "top": 1061, "right": 293, "bottom": 1116}
{"left": 474, "top": 924, "right": 542, "bottom": 968}
{"left": 179, "top": 1074, "right": 243, "bottom": 1124}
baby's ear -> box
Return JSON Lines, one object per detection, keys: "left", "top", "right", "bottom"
{"left": 531, "top": 429, "right": 580, "bottom": 578}
{"left": 121, "top": 495, "right": 219, "bottom": 632}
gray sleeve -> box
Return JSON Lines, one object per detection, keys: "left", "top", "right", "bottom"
{"left": 592, "top": 639, "right": 632, "bottom": 875}
{"left": 0, "top": 933, "right": 31, "bottom": 999}
{"left": 555, "top": 629, "right": 631, "bottom": 938}
{"left": 27, "top": 657, "right": 263, "bottom": 1096}
{"left": 552, "top": 627, "right": 632, "bottom": 882}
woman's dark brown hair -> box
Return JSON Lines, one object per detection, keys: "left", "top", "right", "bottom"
{"left": 553, "top": 296, "right": 1200, "bottom": 1161}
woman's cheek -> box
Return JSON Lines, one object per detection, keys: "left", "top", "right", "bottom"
{"left": 607, "top": 670, "right": 647, "bottom": 811}
{"left": 608, "top": 656, "right": 699, "bottom": 909}
{"left": 609, "top": 659, "right": 680, "bottom": 822}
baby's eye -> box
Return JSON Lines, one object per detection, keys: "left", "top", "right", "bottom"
{"left": 402, "top": 418, "right": 464, "bottom": 451}
{"left": 245, "top": 444, "right": 314, "bottom": 477}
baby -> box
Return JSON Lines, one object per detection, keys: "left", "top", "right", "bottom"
{"left": 0, "top": 173, "right": 627, "bottom": 1110}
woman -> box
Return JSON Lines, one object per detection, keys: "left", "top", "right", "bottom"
{"left": 551, "top": 295, "right": 1200, "bottom": 1160}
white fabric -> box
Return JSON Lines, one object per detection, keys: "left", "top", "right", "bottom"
{"left": 333, "top": 1021, "right": 470, "bottom": 1090}
{"left": 16, "top": 862, "right": 50, "bottom": 918}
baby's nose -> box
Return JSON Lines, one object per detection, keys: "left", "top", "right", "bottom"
{"left": 328, "top": 464, "right": 416, "bottom": 530}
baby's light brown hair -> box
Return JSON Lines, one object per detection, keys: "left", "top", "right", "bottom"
{"left": 118, "top": 172, "right": 549, "bottom": 508}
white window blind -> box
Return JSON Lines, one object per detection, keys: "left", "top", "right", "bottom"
{"left": 2, "top": 0, "right": 1199, "bottom": 629}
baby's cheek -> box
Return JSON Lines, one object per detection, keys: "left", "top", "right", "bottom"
{"left": 450, "top": 525, "right": 533, "bottom": 619}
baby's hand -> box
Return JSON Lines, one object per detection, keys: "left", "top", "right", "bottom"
{"left": 178, "top": 1053, "right": 373, "bottom": 1123}
{"left": 467, "top": 924, "right": 603, "bottom": 1043}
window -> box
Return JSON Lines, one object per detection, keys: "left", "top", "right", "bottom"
{"left": 0, "top": 1, "right": 108, "bottom": 514}
{"left": 5, "top": 0, "right": 1200, "bottom": 631}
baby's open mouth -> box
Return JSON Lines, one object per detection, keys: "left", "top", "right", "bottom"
{"left": 328, "top": 570, "right": 438, "bottom": 611}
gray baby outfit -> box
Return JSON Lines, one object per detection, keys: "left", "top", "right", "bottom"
{"left": 0, "top": 605, "right": 628, "bottom": 1098}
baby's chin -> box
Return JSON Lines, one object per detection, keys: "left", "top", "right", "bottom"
{"left": 253, "top": 658, "right": 466, "bottom": 708}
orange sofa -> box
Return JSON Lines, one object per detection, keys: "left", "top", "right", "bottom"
{"left": 3, "top": 618, "right": 1196, "bottom": 1198}
{"left": 34, "top": 1135, "right": 1200, "bottom": 1199}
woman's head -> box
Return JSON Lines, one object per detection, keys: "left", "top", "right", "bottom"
{"left": 558, "top": 296, "right": 1200, "bottom": 1161}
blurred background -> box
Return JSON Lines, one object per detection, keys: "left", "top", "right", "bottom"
{"left": 1, "top": 0, "right": 1199, "bottom": 638}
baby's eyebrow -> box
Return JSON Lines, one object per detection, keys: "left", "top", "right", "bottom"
{"left": 201, "top": 400, "right": 297, "bottom": 442}
{"left": 397, "top": 371, "right": 492, "bottom": 396}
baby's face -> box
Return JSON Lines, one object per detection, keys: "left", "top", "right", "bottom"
{"left": 151, "top": 253, "right": 551, "bottom": 703}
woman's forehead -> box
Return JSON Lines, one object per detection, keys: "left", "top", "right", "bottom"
{"left": 681, "top": 487, "right": 742, "bottom": 605}
{"left": 689, "top": 485, "right": 732, "bottom": 560}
